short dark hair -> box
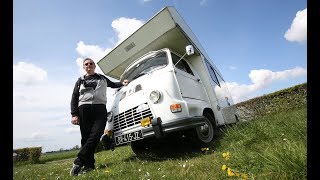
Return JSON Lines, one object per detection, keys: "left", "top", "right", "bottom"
{"left": 83, "top": 58, "right": 94, "bottom": 64}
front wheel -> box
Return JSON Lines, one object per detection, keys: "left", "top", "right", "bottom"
{"left": 195, "top": 112, "right": 217, "bottom": 144}
{"left": 130, "top": 139, "right": 151, "bottom": 157}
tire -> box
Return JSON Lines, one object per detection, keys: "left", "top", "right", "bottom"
{"left": 195, "top": 112, "right": 217, "bottom": 144}
{"left": 130, "top": 140, "right": 151, "bottom": 156}
{"left": 130, "top": 137, "right": 173, "bottom": 158}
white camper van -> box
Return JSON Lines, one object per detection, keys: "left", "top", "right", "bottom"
{"left": 98, "top": 6, "right": 238, "bottom": 154}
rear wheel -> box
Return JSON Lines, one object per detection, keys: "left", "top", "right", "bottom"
{"left": 195, "top": 112, "right": 217, "bottom": 144}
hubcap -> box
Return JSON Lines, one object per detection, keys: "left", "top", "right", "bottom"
{"left": 199, "top": 123, "right": 209, "bottom": 136}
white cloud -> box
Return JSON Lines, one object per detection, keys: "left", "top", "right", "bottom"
{"left": 13, "top": 62, "right": 74, "bottom": 149}
{"left": 226, "top": 67, "right": 307, "bottom": 103}
{"left": 65, "top": 127, "right": 80, "bottom": 134}
{"left": 75, "top": 41, "right": 110, "bottom": 62}
{"left": 74, "top": 17, "right": 144, "bottom": 76}
{"left": 284, "top": 8, "right": 307, "bottom": 42}
{"left": 13, "top": 62, "right": 47, "bottom": 86}
{"left": 29, "top": 132, "right": 49, "bottom": 141}
{"left": 111, "top": 17, "right": 144, "bottom": 45}
{"left": 249, "top": 67, "right": 306, "bottom": 89}
{"left": 13, "top": 61, "right": 78, "bottom": 151}
{"left": 75, "top": 41, "right": 111, "bottom": 75}
{"left": 13, "top": 83, "right": 73, "bottom": 110}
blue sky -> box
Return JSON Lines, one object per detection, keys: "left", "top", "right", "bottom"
{"left": 13, "top": 0, "right": 307, "bottom": 152}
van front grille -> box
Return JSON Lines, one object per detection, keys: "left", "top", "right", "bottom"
{"left": 113, "top": 103, "right": 153, "bottom": 132}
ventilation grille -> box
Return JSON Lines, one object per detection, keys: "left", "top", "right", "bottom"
{"left": 113, "top": 103, "right": 153, "bottom": 132}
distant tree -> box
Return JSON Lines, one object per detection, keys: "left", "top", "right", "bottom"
{"left": 72, "top": 145, "right": 79, "bottom": 150}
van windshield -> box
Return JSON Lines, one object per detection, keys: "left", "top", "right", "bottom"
{"left": 121, "top": 51, "right": 168, "bottom": 81}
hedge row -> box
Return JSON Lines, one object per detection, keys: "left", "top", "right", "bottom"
{"left": 13, "top": 147, "right": 42, "bottom": 164}
{"left": 234, "top": 82, "right": 307, "bottom": 121}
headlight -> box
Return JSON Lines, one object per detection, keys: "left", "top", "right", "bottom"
{"left": 149, "top": 90, "right": 161, "bottom": 104}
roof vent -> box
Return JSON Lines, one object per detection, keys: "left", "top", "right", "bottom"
{"left": 125, "top": 42, "right": 136, "bottom": 52}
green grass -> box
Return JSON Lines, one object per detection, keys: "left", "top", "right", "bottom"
{"left": 39, "top": 150, "right": 79, "bottom": 163}
{"left": 13, "top": 107, "right": 306, "bottom": 179}
{"left": 216, "top": 107, "right": 307, "bottom": 179}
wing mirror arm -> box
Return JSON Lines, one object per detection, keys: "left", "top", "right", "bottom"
{"left": 174, "top": 45, "right": 195, "bottom": 66}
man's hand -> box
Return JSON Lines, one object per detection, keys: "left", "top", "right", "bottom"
{"left": 122, "top": 79, "right": 129, "bottom": 86}
{"left": 71, "top": 116, "right": 80, "bottom": 125}
{"left": 104, "top": 129, "right": 113, "bottom": 136}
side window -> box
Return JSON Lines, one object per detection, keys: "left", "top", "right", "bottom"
{"left": 171, "top": 52, "right": 194, "bottom": 76}
{"left": 205, "top": 60, "right": 220, "bottom": 86}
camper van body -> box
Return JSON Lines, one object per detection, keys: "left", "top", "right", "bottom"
{"left": 97, "top": 6, "right": 237, "bottom": 152}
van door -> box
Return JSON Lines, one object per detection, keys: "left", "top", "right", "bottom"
{"left": 171, "top": 52, "right": 208, "bottom": 102}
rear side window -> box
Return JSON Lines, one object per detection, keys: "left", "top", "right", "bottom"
{"left": 171, "top": 52, "right": 194, "bottom": 76}
{"left": 205, "top": 59, "right": 220, "bottom": 87}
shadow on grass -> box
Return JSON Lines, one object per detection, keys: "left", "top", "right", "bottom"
{"left": 123, "top": 130, "right": 225, "bottom": 162}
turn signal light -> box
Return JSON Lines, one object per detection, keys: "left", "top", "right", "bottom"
{"left": 170, "top": 104, "right": 182, "bottom": 113}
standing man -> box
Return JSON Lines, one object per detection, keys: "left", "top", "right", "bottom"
{"left": 70, "top": 58, "right": 129, "bottom": 176}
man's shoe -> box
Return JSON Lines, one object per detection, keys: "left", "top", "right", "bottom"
{"left": 70, "top": 163, "right": 82, "bottom": 176}
{"left": 81, "top": 166, "right": 94, "bottom": 174}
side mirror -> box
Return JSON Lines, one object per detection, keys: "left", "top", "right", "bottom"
{"left": 186, "top": 45, "right": 194, "bottom": 56}
{"left": 174, "top": 45, "right": 195, "bottom": 66}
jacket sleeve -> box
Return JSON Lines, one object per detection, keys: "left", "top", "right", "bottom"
{"left": 70, "top": 78, "right": 81, "bottom": 117}
{"left": 104, "top": 76, "right": 123, "bottom": 88}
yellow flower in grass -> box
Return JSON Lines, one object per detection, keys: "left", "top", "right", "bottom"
{"left": 222, "top": 152, "right": 230, "bottom": 160}
{"left": 201, "top": 147, "right": 210, "bottom": 151}
{"left": 221, "top": 165, "right": 227, "bottom": 171}
{"left": 239, "top": 173, "right": 248, "bottom": 180}
{"left": 222, "top": 152, "right": 229, "bottom": 157}
{"left": 227, "top": 168, "right": 235, "bottom": 177}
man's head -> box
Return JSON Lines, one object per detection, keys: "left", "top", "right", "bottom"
{"left": 83, "top": 58, "right": 96, "bottom": 75}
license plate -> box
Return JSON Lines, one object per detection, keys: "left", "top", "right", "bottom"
{"left": 115, "top": 130, "right": 144, "bottom": 145}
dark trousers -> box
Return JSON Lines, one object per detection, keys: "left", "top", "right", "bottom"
{"left": 75, "top": 104, "right": 107, "bottom": 168}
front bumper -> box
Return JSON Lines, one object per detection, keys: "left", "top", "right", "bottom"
{"left": 139, "top": 116, "right": 206, "bottom": 139}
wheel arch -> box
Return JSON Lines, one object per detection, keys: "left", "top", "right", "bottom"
{"left": 202, "top": 108, "right": 217, "bottom": 126}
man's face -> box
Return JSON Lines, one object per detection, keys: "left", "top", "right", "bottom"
{"left": 83, "top": 59, "right": 96, "bottom": 74}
